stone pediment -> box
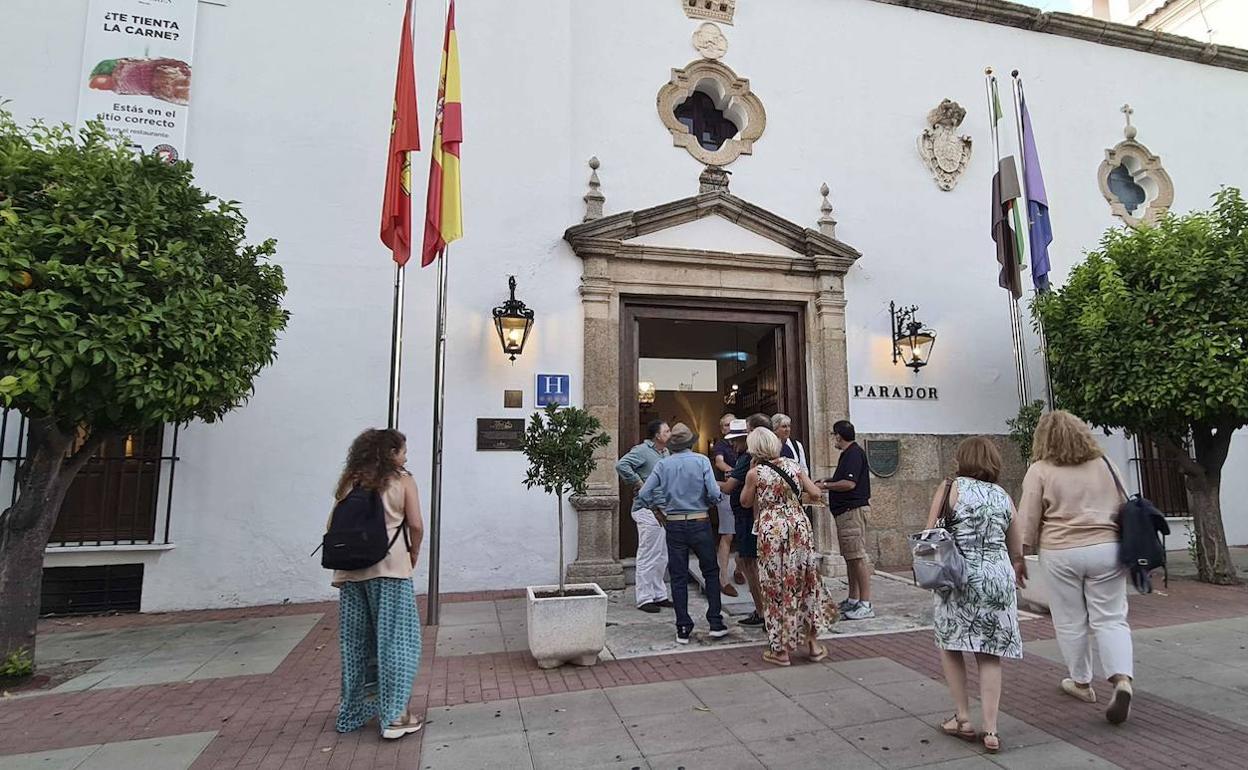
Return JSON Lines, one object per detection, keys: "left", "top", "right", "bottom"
{"left": 563, "top": 191, "right": 861, "bottom": 275}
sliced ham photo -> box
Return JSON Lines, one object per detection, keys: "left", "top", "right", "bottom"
{"left": 88, "top": 58, "right": 192, "bottom": 106}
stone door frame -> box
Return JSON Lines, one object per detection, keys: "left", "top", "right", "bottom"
{"left": 562, "top": 190, "right": 861, "bottom": 589}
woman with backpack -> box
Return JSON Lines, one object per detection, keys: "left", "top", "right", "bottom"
{"left": 926, "top": 437, "right": 1026, "bottom": 754}
{"left": 328, "top": 428, "right": 425, "bottom": 739}
{"left": 1018, "top": 411, "right": 1134, "bottom": 725}
{"left": 739, "top": 427, "right": 838, "bottom": 667}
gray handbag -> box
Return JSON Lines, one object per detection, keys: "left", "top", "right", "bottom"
{"left": 909, "top": 479, "right": 967, "bottom": 592}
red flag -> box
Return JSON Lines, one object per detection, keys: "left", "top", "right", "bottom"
{"left": 421, "top": 0, "right": 462, "bottom": 267}
{"left": 380, "top": 0, "right": 420, "bottom": 266}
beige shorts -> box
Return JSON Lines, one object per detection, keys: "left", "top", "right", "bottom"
{"left": 835, "top": 505, "right": 869, "bottom": 561}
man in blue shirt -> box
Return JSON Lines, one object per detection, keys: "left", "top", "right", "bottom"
{"left": 616, "top": 420, "right": 672, "bottom": 612}
{"left": 636, "top": 423, "right": 730, "bottom": 644}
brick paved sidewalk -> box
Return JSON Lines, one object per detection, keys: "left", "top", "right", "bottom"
{"left": 1, "top": 578, "right": 1246, "bottom": 769}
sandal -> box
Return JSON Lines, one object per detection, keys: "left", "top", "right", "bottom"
{"left": 762, "top": 649, "right": 791, "bottom": 667}
{"left": 940, "top": 715, "right": 976, "bottom": 742}
{"left": 982, "top": 732, "right": 1001, "bottom": 754}
{"left": 807, "top": 644, "right": 829, "bottom": 663}
{"left": 382, "top": 712, "right": 423, "bottom": 740}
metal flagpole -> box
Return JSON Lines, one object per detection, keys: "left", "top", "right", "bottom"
{"left": 387, "top": 263, "right": 406, "bottom": 429}
{"left": 1013, "top": 72, "right": 1056, "bottom": 410}
{"left": 985, "top": 68, "right": 1028, "bottom": 408}
{"left": 427, "top": 245, "right": 449, "bottom": 626}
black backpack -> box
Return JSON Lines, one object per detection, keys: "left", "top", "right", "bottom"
{"left": 317, "top": 486, "right": 407, "bottom": 571}
{"left": 1104, "top": 458, "right": 1170, "bottom": 593}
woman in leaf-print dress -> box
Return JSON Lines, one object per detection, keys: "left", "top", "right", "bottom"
{"left": 926, "top": 437, "right": 1027, "bottom": 755}
{"left": 741, "top": 427, "right": 839, "bottom": 667}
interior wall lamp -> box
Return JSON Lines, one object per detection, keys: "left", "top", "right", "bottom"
{"left": 890, "top": 301, "right": 937, "bottom": 372}
{"left": 492, "top": 276, "right": 535, "bottom": 362}
{"left": 638, "top": 381, "right": 657, "bottom": 407}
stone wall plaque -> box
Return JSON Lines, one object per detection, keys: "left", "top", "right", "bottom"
{"left": 476, "top": 418, "right": 525, "bottom": 451}
{"left": 865, "top": 439, "right": 900, "bottom": 478}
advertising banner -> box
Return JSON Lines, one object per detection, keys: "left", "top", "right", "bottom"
{"left": 75, "top": 0, "right": 199, "bottom": 162}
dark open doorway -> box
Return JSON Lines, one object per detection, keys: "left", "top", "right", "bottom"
{"left": 617, "top": 297, "right": 807, "bottom": 558}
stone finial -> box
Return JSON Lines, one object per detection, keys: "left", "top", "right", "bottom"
{"left": 699, "top": 165, "right": 731, "bottom": 194}
{"left": 818, "top": 183, "right": 837, "bottom": 237}
{"left": 1121, "top": 104, "right": 1137, "bottom": 140}
{"left": 583, "top": 156, "right": 605, "bottom": 222}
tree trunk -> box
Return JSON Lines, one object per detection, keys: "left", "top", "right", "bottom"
{"left": 1186, "top": 474, "right": 1239, "bottom": 584}
{"left": 0, "top": 419, "right": 106, "bottom": 665}
{"left": 556, "top": 488, "right": 565, "bottom": 597}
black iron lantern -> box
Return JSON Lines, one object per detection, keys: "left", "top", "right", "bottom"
{"left": 891, "top": 301, "right": 936, "bottom": 372}
{"left": 493, "top": 276, "right": 535, "bottom": 361}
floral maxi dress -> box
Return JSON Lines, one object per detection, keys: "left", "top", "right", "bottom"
{"left": 932, "top": 477, "right": 1023, "bottom": 659}
{"left": 755, "top": 458, "right": 839, "bottom": 653}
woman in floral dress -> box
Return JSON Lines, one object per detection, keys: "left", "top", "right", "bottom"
{"left": 741, "top": 427, "right": 839, "bottom": 666}
{"left": 926, "top": 437, "right": 1027, "bottom": 754}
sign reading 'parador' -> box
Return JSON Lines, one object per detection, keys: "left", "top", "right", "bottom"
{"left": 852, "top": 384, "right": 939, "bottom": 400}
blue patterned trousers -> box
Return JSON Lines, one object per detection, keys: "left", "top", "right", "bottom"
{"left": 336, "top": 577, "right": 423, "bottom": 733}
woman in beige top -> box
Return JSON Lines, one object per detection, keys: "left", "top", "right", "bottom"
{"left": 1018, "top": 411, "right": 1133, "bottom": 725}
{"left": 329, "top": 429, "right": 424, "bottom": 740}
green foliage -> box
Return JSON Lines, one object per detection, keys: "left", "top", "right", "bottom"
{"left": 1006, "top": 400, "right": 1046, "bottom": 465}
{"left": 0, "top": 647, "right": 33, "bottom": 679}
{"left": 521, "top": 403, "right": 610, "bottom": 498}
{"left": 1033, "top": 187, "right": 1248, "bottom": 442}
{"left": 0, "top": 110, "right": 288, "bottom": 432}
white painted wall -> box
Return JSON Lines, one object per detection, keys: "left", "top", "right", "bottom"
{"left": 4, "top": 0, "right": 1247, "bottom": 610}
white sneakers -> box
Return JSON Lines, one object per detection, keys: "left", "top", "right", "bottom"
{"left": 842, "top": 601, "right": 875, "bottom": 620}
{"left": 1106, "top": 680, "right": 1133, "bottom": 725}
{"left": 1060, "top": 678, "right": 1097, "bottom": 703}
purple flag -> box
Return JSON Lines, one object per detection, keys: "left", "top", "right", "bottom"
{"left": 1020, "top": 90, "right": 1052, "bottom": 292}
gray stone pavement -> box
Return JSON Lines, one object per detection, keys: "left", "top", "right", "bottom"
{"left": 418, "top": 658, "right": 1114, "bottom": 770}
{"left": 433, "top": 574, "right": 959, "bottom": 661}
{"left": 1165, "top": 545, "right": 1248, "bottom": 580}
{"left": 1025, "top": 614, "right": 1248, "bottom": 727}
{"left": 29, "top": 614, "right": 321, "bottom": 694}
{"left": 0, "top": 732, "right": 216, "bottom": 770}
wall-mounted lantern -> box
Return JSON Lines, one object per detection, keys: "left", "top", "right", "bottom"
{"left": 492, "top": 276, "right": 535, "bottom": 362}
{"left": 890, "top": 301, "right": 936, "bottom": 372}
{"left": 638, "top": 381, "right": 657, "bottom": 407}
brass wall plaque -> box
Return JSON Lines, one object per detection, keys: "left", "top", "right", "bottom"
{"left": 504, "top": 390, "right": 523, "bottom": 408}
{"left": 866, "top": 439, "right": 900, "bottom": 478}
{"left": 476, "top": 418, "right": 525, "bottom": 451}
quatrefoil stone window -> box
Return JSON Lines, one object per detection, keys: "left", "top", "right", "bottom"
{"left": 1097, "top": 107, "right": 1174, "bottom": 229}
{"left": 657, "top": 59, "right": 765, "bottom": 166}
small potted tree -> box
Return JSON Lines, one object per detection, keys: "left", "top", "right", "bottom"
{"left": 521, "top": 402, "right": 611, "bottom": 669}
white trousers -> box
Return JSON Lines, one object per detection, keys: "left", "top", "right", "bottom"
{"left": 1041, "top": 542, "right": 1134, "bottom": 683}
{"left": 632, "top": 509, "right": 670, "bottom": 606}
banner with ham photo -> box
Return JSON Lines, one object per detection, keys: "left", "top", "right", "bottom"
{"left": 75, "top": 0, "right": 198, "bottom": 163}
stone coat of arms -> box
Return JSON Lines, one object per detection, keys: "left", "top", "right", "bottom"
{"left": 919, "top": 99, "right": 973, "bottom": 191}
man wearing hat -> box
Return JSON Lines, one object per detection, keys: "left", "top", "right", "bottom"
{"left": 636, "top": 423, "right": 731, "bottom": 644}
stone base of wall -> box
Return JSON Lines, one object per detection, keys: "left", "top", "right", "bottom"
{"left": 858, "top": 433, "right": 1026, "bottom": 569}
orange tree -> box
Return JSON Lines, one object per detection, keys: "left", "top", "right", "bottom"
{"left": 0, "top": 111, "right": 288, "bottom": 665}
{"left": 1035, "top": 188, "right": 1248, "bottom": 584}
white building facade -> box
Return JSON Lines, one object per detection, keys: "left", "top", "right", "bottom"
{"left": 3, "top": 0, "right": 1248, "bottom": 612}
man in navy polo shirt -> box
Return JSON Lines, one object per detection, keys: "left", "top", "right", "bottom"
{"left": 819, "top": 420, "right": 874, "bottom": 619}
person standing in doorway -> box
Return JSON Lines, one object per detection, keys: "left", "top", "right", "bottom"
{"left": 615, "top": 420, "right": 673, "bottom": 613}
{"left": 636, "top": 423, "right": 730, "bottom": 644}
{"left": 771, "top": 413, "right": 809, "bottom": 475}
{"left": 711, "top": 413, "right": 740, "bottom": 597}
{"left": 720, "top": 412, "right": 773, "bottom": 627}
{"left": 1018, "top": 410, "right": 1135, "bottom": 725}
{"left": 820, "top": 420, "right": 875, "bottom": 620}
{"left": 330, "top": 429, "right": 424, "bottom": 740}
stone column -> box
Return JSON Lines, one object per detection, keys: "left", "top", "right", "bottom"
{"left": 812, "top": 260, "right": 849, "bottom": 579}
{"left": 567, "top": 255, "right": 626, "bottom": 589}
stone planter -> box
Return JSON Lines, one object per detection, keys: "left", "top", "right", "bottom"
{"left": 526, "top": 583, "right": 607, "bottom": 669}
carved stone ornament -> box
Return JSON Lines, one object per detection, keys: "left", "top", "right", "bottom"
{"left": 1097, "top": 105, "right": 1174, "bottom": 229}
{"left": 657, "top": 59, "right": 765, "bottom": 166}
{"left": 682, "top": 0, "right": 735, "bottom": 25}
{"left": 692, "top": 22, "right": 728, "bottom": 60}
{"left": 918, "top": 99, "right": 972, "bottom": 191}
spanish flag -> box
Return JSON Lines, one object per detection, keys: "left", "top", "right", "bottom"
{"left": 421, "top": 0, "right": 462, "bottom": 267}
{"left": 380, "top": 0, "right": 420, "bottom": 266}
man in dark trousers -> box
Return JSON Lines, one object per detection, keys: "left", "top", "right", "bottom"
{"left": 718, "top": 412, "right": 773, "bottom": 627}
{"left": 820, "top": 420, "right": 875, "bottom": 619}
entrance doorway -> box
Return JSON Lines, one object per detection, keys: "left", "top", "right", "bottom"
{"left": 618, "top": 297, "right": 807, "bottom": 557}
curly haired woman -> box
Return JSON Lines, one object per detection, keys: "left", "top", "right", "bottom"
{"left": 329, "top": 428, "right": 425, "bottom": 739}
